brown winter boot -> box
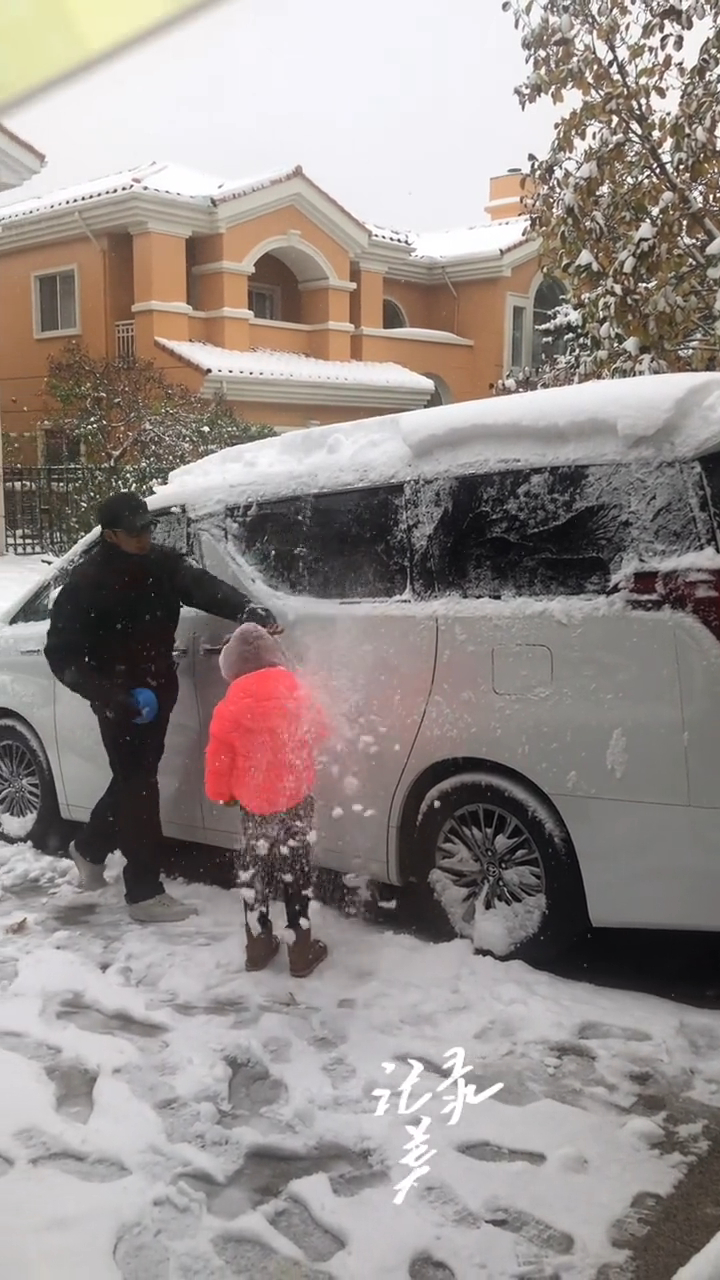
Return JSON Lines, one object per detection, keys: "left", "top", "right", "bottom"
{"left": 245, "top": 924, "right": 280, "bottom": 972}
{"left": 287, "top": 926, "right": 328, "bottom": 978}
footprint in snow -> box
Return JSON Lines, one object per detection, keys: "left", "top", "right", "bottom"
{"left": 31, "top": 1153, "right": 130, "bottom": 1182}
{"left": 45, "top": 1061, "right": 97, "bottom": 1124}
{"left": 185, "top": 1145, "right": 384, "bottom": 1220}
{"left": 421, "top": 1181, "right": 483, "bottom": 1228}
{"left": 219, "top": 1055, "right": 287, "bottom": 1127}
{"left": 55, "top": 999, "right": 167, "bottom": 1041}
{"left": 460, "top": 1140, "right": 546, "bottom": 1167}
{"left": 269, "top": 1197, "right": 344, "bottom": 1263}
{"left": 262, "top": 1034, "right": 294, "bottom": 1064}
{"left": 320, "top": 1051, "right": 356, "bottom": 1086}
{"left": 213, "top": 1237, "right": 326, "bottom": 1279}
{"left": 115, "top": 1225, "right": 170, "bottom": 1280}
{"left": 483, "top": 1204, "right": 574, "bottom": 1257}
{"left": 578, "top": 1021, "right": 653, "bottom": 1044}
{"left": 409, "top": 1256, "right": 456, "bottom": 1280}
{"left": 608, "top": 1191, "right": 667, "bottom": 1250}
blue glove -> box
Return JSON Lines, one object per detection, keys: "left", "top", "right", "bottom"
{"left": 131, "top": 688, "right": 159, "bottom": 725}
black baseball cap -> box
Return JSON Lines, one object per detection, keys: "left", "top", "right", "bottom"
{"left": 97, "top": 491, "right": 154, "bottom": 535}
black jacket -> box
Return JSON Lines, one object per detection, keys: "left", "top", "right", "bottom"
{"left": 45, "top": 539, "right": 274, "bottom": 708}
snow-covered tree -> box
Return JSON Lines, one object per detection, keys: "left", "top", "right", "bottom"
{"left": 535, "top": 301, "right": 595, "bottom": 386}
{"left": 40, "top": 342, "right": 272, "bottom": 510}
{"left": 30, "top": 343, "right": 274, "bottom": 541}
{"left": 504, "top": 0, "right": 720, "bottom": 379}
{"left": 493, "top": 300, "right": 589, "bottom": 394}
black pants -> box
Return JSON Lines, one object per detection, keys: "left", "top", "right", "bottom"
{"left": 75, "top": 674, "right": 178, "bottom": 904}
{"left": 238, "top": 798, "right": 314, "bottom": 933}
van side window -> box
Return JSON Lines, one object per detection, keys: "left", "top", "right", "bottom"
{"left": 305, "top": 487, "right": 409, "bottom": 598}
{"left": 10, "top": 534, "right": 102, "bottom": 625}
{"left": 10, "top": 577, "right": 55, "bottom": 625}
{"left": 409, "top": 460, "right": 706, "bottom": 600}
{"left": 410, "top": 470, "right": 615, "bottom": 599}
{"left": 152, "top": 508, "right": 188, "bottom": 555}
{"left": 697, "top": 454, "right": 720, "bottom": 539}
{"left": 227, "top": 498, "right": 308, "bottom": 593}
{"left": 227, "top": 485, "right": 409, "bottom": 599}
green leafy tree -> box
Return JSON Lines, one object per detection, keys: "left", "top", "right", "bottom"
{"left": 504, "top": 0, "right": 720, "bottom": 380}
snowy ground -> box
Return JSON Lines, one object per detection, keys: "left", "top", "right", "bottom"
{"left": 0, "top": 556, "right": 718, "bottom": 1278}
{"left": 1, "top": 846, "right": 720, "bottom": 1280}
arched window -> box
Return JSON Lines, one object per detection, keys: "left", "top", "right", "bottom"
{"left": 423, "top": 374, "right": 453, "bottom": 407}
{"left": 244, "top": 237, "right": 335, "bottom": 327}
{"left": 383, "top": 298, "right": 407, "bottom": 329}
{"left": 532, "top": 276, "right": 567, "bottom": 368}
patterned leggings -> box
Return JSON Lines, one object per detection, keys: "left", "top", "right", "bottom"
{"left": 237, "top": 797, "right": 314, "bottom": 934}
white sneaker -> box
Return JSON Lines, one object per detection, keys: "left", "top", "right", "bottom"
{"left": 128, "top": 893, "right": 198, "bottom": 923}
{"left": 69, "top": 841, "right": 107, "bottom": 891}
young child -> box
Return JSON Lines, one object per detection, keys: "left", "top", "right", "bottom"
{"left": 204, "top": 622, "right": 329, "bottom": 978}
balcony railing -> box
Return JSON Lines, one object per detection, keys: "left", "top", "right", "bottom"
{"left": 115, "top": 320, "right": 135, "bottom": 363}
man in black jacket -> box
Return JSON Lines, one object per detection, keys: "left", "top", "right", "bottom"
{"left": 45, "top": 491, "right": 278, "bottom": 923}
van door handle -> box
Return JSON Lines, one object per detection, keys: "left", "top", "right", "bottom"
{"left": 173, "top": 646, "right": 189, "bottom": 659}
{"left": 20, "top": 648, "right": 43, "bottom": 655}
{"left": 199, "top": 643, "right": 224, "bottom": 656}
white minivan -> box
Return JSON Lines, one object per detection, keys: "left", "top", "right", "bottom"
{"left": 3, "top": 372, "right": 720, "bottom": 962}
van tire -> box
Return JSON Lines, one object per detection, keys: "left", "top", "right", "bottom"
{"left": 0, "top": 719, "right": 60, "bottom": 851}
{"left": 413, "top": 771, "right": 588, "bottom": 964}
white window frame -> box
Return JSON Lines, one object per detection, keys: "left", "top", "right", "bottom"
{"left": 529, "top": 272, "right": 567, "bottom": 369}
{"left": 32, "top": 265, "right": 81, "bottom": 339}
{"left": 504, "top": 292, "right": 531, "bottom": 372}
{"left": 249, "top": 283, "right": 281, "bottom": 322}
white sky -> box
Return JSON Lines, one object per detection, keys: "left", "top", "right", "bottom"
{"left": 2, "top": 0, "right": 554, "bottom": 233}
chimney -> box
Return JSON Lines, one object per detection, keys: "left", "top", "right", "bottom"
{"left": 485, "top": 168, "right": 532, "bottom": 221}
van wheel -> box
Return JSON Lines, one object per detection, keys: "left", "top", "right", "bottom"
{"left": 0, "top": 719, "right": 59, "bottom": 850}
{"left": 414, "top": 771, "right": 587, "bottom": 964}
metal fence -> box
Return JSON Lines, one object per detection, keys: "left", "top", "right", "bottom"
{"left": 3, "top": 464, "right": 90, "bottom": 555}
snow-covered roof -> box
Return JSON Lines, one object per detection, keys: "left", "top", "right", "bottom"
{"left": 0, "top": 124, "right": 44, "bottom": 165}
{"left": 0, "top": 157, "right": 532, "bottom": 268}
{"left": 154, "top": 373, "right": 720, "bottom": 513}
{"left": 159, "top": 339, "right": 433, "bottom": 392}
{"left": 0, "top": 123, "right": 45, "bottom": 193}
{"left": 0, "top": 159, "right": 300, "bottom": 223}
{"left": 367, "top": 216, "right": 530, "bottom": 263}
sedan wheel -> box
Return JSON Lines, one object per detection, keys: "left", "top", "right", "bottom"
{"left": 0, "top": 739, "right": 43, "bottom": 834}
{"left": 0, "top": 720, "right": 59, "bottom": 847}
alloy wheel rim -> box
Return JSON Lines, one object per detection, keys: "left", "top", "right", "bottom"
{"left": 434, "top": 802, "right": 545, "bottom": 925}
{"left": 0, "top": 741, "right": 41, "bottom": 821}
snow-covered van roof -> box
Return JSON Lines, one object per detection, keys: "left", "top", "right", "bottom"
{"left": 152, "top": 373, "right": 720, "bottom": 513}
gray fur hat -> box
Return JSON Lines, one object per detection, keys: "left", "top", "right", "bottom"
{"left": 219, "top": 622, "right": 286, "bottom": 683}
